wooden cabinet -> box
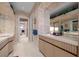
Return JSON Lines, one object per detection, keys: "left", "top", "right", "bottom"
{"left": 39, "top": 39, "right": 54, "bottom": 56}
{"left": 39, "top": 35, "right": 78, "bottom": 57}
{"left": 0, "top": 44, "right": 9, "bottom": 57}
{"left": 8, "top": 41, "right": 13, "bottom": 54}
{"left": 0, "top": 37, "right": 14, "bottom": 57}
{"left": 52, "top": 44, "right": 74, "bottom": 57}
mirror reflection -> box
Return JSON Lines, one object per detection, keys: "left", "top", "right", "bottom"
{"left": 61, "top": 18, "right": 78, "bottom": 36}
{"left": 50, "top": 2, "right": 79, "bottom": 39}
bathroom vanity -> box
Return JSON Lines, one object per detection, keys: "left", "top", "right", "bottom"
{"left": 39, "top": 34, "right": 78, "bottom": 57}
{"left": 46, "top": 8, "right": 79, "bottom": 57}
{"left": 0, "top": 3, "right": 16, "bottom": 57}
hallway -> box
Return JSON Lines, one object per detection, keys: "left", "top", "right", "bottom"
{"left": 9, "top": 35, "right": 43, "bottom": 57}
{"left": 0, "top": 2, "right": 79, "bottom": 57}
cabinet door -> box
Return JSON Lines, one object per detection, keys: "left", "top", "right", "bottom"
{"left": 39, "top": 39, "right": 75, "bottom": 57}
{"left": 53, "top": 45, "right": 75, "bottom": 57}
{"left": 0, "top": 44, "right": 9, "bottom": 57}
{"left": 39, "top": 39, "right": 46, "bottom": 56}
{"left": 8, "top": 41, "right": 13, "bottom": 53}
{"left": 39, "top": 40, "right": 54, "bottom": 56}
{"left": 43, "top": 40, "right": 55, "bottom": 56}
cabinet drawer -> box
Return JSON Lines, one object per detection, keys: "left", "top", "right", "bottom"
{"left": 39, "top": 39, "right": 75, "bottom": 57}
{"left": 8, "top": 41, "right": 13, "bottom": 53}
{"left": 52, "top": 44, "right": 75, "bottom": 57}
{"left": 39, "top": 36, "right": 77, "bottom": 55}
{"left": 0, "top": 44, "right": 9, "bottom": 57}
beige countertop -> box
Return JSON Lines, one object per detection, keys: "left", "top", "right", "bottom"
{"left": 40, "top": 34, "right": 78, "bottom": 46}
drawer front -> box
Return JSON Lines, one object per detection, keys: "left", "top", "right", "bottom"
{"left": 0, "top": 41, "right": 13, "bottom": 57}
{"left": 39, "top": 39, "right": 46, "bottom": 55}
{"left": 39, "top": 39, "right": 54, "bottom": 56}
{"left": 39, "top": 39, "right": 75, "bottom": 57}
{"left": 0, "top": 44, "right": 9, "bottom": 57}
{"left": 39, "top": 36, "right": 77, "bottom": 55}
{"left": 8, "top": 41, "right": 13, "bottom": 53}
{"left": 52, "top": 44, "right": 75, "bottom": 57}
{"left": 50, "top": 39, "right": 77, "bottom": 55}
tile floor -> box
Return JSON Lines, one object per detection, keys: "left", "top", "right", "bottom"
{"left": 9, "top": 35, "right": 44, "bottom": 57}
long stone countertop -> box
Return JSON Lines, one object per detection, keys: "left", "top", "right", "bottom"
{"left": 40, "top": 34, "right": 78, "bottom": 46}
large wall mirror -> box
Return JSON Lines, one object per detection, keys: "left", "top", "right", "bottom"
{"left": 60, "top": 18, "right": 79, "bottom": 39}
{"left": 50, "top": 2, "right": 79, "bottom": 39}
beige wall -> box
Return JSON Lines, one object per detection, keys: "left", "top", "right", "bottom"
{"left": 0, "top": 2, "right": 16, "bottom": 34}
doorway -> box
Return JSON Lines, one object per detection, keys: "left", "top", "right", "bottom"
{"left": 16, "top": 17, "right": 28, "bottom": 41}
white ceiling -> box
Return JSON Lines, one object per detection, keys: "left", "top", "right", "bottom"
{"left": 10, "top": 2, "right": 77, "bottom": 17}
{"left": 11, "top": 2, "right": 35, "bottom": 14}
